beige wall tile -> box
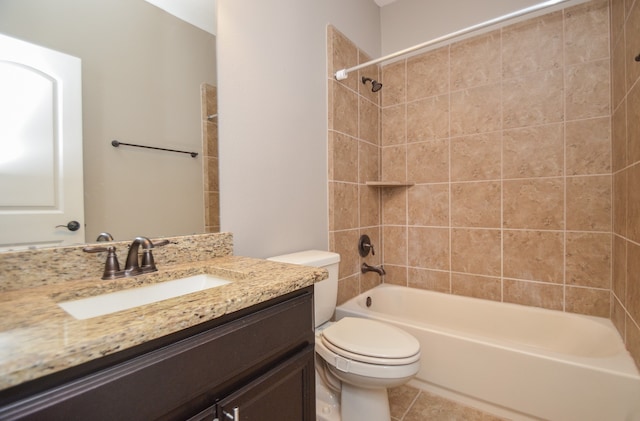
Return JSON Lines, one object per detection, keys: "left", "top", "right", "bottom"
{"left": 332, "top": 81, "right": 358, "bottom": 136}
{"left": 337, "top": 274, "right": 359, "bottom": 305}
{"left": 566, "top": 175, "right": 612, "bottom": 231}
{"left": 450, "top": 83, "right": 502, "bottom": 136}
{"left": 329, "top": 131, "right": 358, "bottom": 182}
{"left": 382, "top": 188, "right": 407, "bottom": 225}
{"left": 610, "top": 0, "right": 625, "bottom": 47}
{"left": 503, "top": 279, "right": 563, "bottom": 310}
{"left": 613, "top": 235, "right": 627, "bottom": 304}
{"left": 451, "top": 228, "right": 501, "bottom": 276}
{"left": 384, "top": 264, "right": 408, "bottom": 286}
{"left": 330, "top": 181, "right": 359, "bottom": 231}
{"left": 611, "top": 33, "right": 626, "bottom": 110}
{"left": 332, "top": 229, "right": 361, "bottom": 279}
{"left": 382, "top": 60, "right": 405, "bottom": 107}
{"left": 628, "top": 239, "right": 640, "bottom": 324}
{"left": 408, "top": 267, "right": 450, "bottom": 292}
{"left": 503, "top": 230, "right": 564, "bottom": 283}
{"left": 408, "top": 226, "right": 450, "bottom": 270}
{"left": 503, "top": 123, "right": 564, "bottom": 178}
{"left": 381, "top": 104, "right": 406, "bottom": 146}
{"left": 629, "top": 164, "right": 640, "bottom": 243}
{"left": 383, "top": 225, "right": 407, "bottom": 266}
{"left": 503, "top": 178, "right": 564, "bottom": 229}
{"left": 450, "top": 134, "right": 501, "bottom": 182}
{"left": 407, "top": 95, "right": 450, "bottom": 141}
{"left": 565, "top": 286, "right": 610, "bottom": 317}
{"left": 359, "top": 186, "right": 380, "bottom": 228}
{"left": 406, "top": 46, "right": 449, "bottom": 101}
{"left": 407, "top": 140, "right": 449, "bottom": 183}
{"left": 450, "top": 30, "right": 501, "bottom": 90}
{"left": 328, "top": 26, "right": 358, "bottom": 92}
{"left": 501, "top": 11, "right": 563, "bottom": 78}
{"left": 564, "top": 0, "right": 610, "bottom": 65}
{"left": 565, "top": 117, "right": 611, "bottom": 175}
{"left": 451, "top": 181, "right": 501, "bottom": 228}
{"left": 614, "top": 170, "right": 627, "bottom": 236}
{"left": 359, "top": 96, "right": 379, "bottom": 144}
{"left": 612, "top": 100, "right": 627, "bottom": 171}
{"left": 625, "top": 1, "right": 640, "bottom": 91}
{"left": 566, "top": 232, "right": 612, "bottom": 288}
{"left": 565, "top": 59, "right": 611, "bottom": 120}
{"left": 382, "top": 145, "right": 407, "bottom": 182}
{"left": 451, "top": 273, "right": 501, "bottom": 301}
{"left": 628, "top": 81, "right": 640, "bottom": 163}
{"left": 612, "top": 293, "right": 626, "bottom": 338}
{"left": 359, "top": 140, "right": 380, "bottom": 183}
{"left": 408, "top": 184, "right": 449, "bottom": 227}
{"left": 503, "top": 69, "right": 564, "bottom": 129}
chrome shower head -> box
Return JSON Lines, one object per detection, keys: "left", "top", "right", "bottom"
{"left": 362, "top": 76, "right": 383, "bottom": 92}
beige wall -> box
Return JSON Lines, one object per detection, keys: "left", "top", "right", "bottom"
{"left": 379, "top": 0, "right": 590, "bottom": 55}
{"left": 217, "top": 0, "right": 380, "bottom": 258}
{"left": 611, "top": 0, "right": 640, "bottom": 369}
{"left": 0, "top": 0, "right": 216, "bottom": 241}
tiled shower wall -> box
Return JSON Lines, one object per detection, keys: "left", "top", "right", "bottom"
{"left": 378, "top": 0, "right": 612, "bottom": 317}
{"left": 611, "top": 0, "right": 640, "bottom": 368}
{"left": 327, "top": 26, "right": 384, "bottom": 303}
{"left": 202, "top": 83, "right": 220, "bottom": 233}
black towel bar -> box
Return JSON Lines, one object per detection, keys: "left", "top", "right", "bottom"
{"left": 111, "top": 140, "right": 198, "bottom": 158}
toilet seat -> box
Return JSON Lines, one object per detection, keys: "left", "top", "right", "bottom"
{"left": 320, "top": 317, "right": 420, "bottom": 365}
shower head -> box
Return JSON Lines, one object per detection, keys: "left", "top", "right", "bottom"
{"left": 362, "top": 76, "right": 383, "bottom": 92}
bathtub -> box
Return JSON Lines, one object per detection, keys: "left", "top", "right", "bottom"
{"left": 335, "top": 284, "right": 640, "bottom": 421}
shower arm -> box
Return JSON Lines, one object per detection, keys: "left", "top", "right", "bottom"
{"left": 334, "top": 0, "right": 575, "bottom": 81}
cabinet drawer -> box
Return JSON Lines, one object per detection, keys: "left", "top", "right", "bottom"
{"left": 0, "top": 288, "right": 313, "bottom": 420}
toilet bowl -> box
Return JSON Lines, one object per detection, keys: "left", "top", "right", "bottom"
{"left": 268, "top": 250, "right": 421, "bottom": 421}
{"left": 316, "top": 317, "right": 420, "bottom": 420}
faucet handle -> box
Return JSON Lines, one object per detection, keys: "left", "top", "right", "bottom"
{"left": 83, "top": 246, "right": 122, "bottom": 280}
{"left": 140, "top": 239, "right": 170, "bottom": 273}
{"left": 358, "top": 234, "right": 375, "bottom": 257}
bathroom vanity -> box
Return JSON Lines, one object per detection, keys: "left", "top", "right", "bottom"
{"left": 0, "top": 288, "right": 314, "bottom": 420}
{"left": 0, "top": 233, "right": 324, "bottom": 420}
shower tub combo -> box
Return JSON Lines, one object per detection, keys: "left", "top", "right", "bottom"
{"left": 336, "top": 284, "right": 640, "bottom": 421}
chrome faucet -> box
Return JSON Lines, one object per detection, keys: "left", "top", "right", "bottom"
{"left": 361, "top": 262, "right": 385, "bottom": 276}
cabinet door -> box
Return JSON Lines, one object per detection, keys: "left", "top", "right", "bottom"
{"left": 217, "top": 345, "right": 315, "bottom": 421}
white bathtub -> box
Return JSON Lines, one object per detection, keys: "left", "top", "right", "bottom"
{"left": 335, "top": 284, "right": 640, "bottom": 421}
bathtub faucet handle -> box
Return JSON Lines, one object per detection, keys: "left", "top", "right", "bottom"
{"left": 358, "top": 234, "right": 376, "bottom": 257}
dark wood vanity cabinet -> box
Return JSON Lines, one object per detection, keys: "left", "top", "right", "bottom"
{"left": 0, "top": 287, "right": 315, "bottom": 421}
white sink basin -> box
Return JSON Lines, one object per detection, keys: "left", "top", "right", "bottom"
{"left": 58, "top": 274, "right": 232, "bottom": 320}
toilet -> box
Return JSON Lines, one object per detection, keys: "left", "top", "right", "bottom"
{"left": 268, "top": 250, "right": 420, "bottom": 421}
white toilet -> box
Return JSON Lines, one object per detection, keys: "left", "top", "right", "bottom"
{"left": 268, "top": 250, "right": 420, "bottom": 421}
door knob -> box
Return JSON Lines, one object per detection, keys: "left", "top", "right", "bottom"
{"left": 56, "top": 220, "right": 81, "bottom": 231}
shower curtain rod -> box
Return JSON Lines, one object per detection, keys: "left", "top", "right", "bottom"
{"left": 334, "top": 0, "right": 572, "bottom": 80}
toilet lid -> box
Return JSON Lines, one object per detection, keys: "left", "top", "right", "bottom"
{"left": 321, "top": 317, "right": 420, "bottom": 360}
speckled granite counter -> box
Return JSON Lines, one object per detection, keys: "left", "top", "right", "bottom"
{"left": 0, "top": 233, "right": 326, "bottom": 392}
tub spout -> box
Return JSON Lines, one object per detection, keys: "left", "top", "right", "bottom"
{"left": 362, "top": 262, "right": 385, "bottom": 276}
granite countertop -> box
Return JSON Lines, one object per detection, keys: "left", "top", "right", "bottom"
{"left": 0, "top": 255, "right": 327, "bottom": 392}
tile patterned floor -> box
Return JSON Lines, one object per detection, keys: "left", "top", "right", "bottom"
{"left": 389, "top": 385, "right": 510, "bottom": 421}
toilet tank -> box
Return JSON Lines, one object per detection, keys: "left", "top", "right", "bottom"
{"left": 267, "top": 250, "right": 340, "bottom": 328}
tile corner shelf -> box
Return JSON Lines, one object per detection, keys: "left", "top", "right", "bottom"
{"left": 365, "top": 181, "right": 415, "bottom": 187}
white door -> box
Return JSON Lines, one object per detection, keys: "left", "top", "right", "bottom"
{"left": 0, "top": 33, "right": 84, "bottom": 250}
